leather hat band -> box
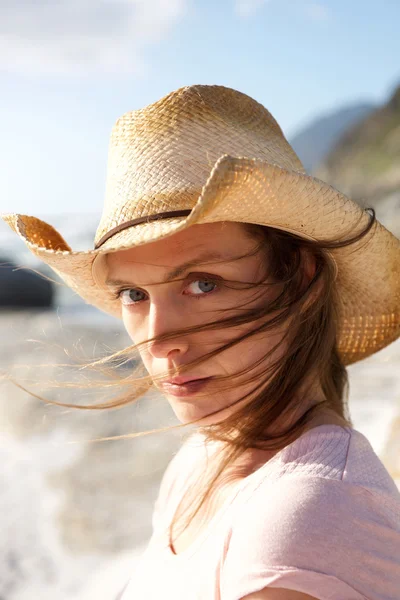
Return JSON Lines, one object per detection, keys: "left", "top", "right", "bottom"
{"left": 94, "top": 209, "right": 192, "bottom": 249}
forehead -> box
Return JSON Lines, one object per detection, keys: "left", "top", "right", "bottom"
{"left": 106, "top": 221, "right": 253, "bottom": 270}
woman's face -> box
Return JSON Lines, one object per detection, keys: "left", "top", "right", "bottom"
{"left": 105, "top": 222, "right": 286, "bottom": 425}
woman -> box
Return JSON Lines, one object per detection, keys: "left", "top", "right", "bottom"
{"left": 3, "top": 84, "right": 400, "bottom": 599}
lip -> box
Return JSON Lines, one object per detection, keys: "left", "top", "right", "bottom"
{"left": 160, "top": 377, "right": 212, "bottom": 397}
{"left": 163, "top": 376, "right": 209, "bottom": 385}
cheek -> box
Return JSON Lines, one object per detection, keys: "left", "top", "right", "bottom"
{"left": 122, "top": 311, "right": 153, "bottom": 367}
{"left": 122, "top": 310, "right": 144, "bottom": 345}
{"left": 124, "top": 329, "right": 151, "bottom": 378}
{"left": 122, "top": 313, "right": 136, "bottom": 341}
{"left": 218, "top": 325, "right": 285, "bottom": 374}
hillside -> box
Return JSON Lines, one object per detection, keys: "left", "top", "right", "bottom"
{"left": 290, "top": 103, "right": 375, "bottom": 173}
{"left": 314, "top": 84, "right": 400, "bottom": 237}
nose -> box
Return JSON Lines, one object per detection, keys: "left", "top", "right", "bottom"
{"left": 146, "top": 300, "right": 189, "bottom": 359}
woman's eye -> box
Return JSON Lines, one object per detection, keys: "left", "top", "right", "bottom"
{"left": 119, "top": 289, "right": 146, "bottom": 305}
{"left": 185, "top": 279, "right": 217, "bottom": 296}
{"left": 117, "top": 278, "right": 218, "bottom": 306}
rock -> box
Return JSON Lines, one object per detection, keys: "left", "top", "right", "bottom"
{"left": 313, "top": 82, "right": 400, "bottom": 239}
{"left": 0, "top": 257, "right": 54, "bottom": 309}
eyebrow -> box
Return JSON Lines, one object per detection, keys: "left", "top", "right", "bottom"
{"left": 105, "top": 250, "right": 230, "bottom": 289}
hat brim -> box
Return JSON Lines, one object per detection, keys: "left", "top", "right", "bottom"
{"left": 2, "top": 155, "right": 400, "bottom": 366}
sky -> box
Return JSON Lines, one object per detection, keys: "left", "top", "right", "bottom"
{"left": 0, "top": 0, "right": 399, "bottom": 217}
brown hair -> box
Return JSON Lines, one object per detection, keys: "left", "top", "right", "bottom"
{"left": 4, "top": 208, "right": 377, "bottom": 549}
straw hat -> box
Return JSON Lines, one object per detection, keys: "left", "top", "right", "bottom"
{"left": 2, "top": 84, "right": 399, "bottom": 366}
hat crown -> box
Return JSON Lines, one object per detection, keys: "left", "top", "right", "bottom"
{"left": 95, "top": 84, "right": 305, "bottom": 245}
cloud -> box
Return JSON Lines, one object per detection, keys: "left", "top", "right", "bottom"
{"left": 234, "top": 0, "right": 270, "bottom": 18}
{"left": 0, "top": 0, "right": 187, "bottom": 75}
{"left": 304, "top": 2, "right": 332, "bottom": 22}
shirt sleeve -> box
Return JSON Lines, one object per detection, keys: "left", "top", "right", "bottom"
{"left": 220, "top": 475, "right": 399, "bottom": 600}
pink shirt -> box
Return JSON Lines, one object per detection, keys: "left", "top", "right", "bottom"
{"left": 120, "top": 424, "right": 400, "bottom": 599}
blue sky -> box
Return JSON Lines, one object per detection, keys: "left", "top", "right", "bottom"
{"left": 1, "top": 0, "right": 399, "bottom": 217}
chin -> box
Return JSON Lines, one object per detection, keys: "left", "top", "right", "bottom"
{"left": 167, "top": 399, "right": 229, "bottom": 427}
{"left": 169, "top": 403, "right": 203, "bottom": 424}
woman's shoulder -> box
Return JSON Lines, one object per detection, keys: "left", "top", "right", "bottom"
{"left": 235, "top": 424, "right": 400, "bottom": 535}
{"left": 226, "top": 428, "right": 400, "bottom": 574}
{"left": 268, "top": 423, "right": 399, "bottom": 495}
{"left": 223, "top": 426, "right": 400, "bottom": 600}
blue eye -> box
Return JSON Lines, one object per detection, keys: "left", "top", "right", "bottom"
{"left": 119, "top": 289, "right": 146, "bottom": 305}
{"left": 186, "top": 279, "right": 217, "bottom": 295}
{"left": 116, "top": 277, "right": 218, "bottom": 306}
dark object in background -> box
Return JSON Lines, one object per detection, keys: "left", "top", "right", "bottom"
{"left": 0, "top": 256, "right": 54, "bottom": 309}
